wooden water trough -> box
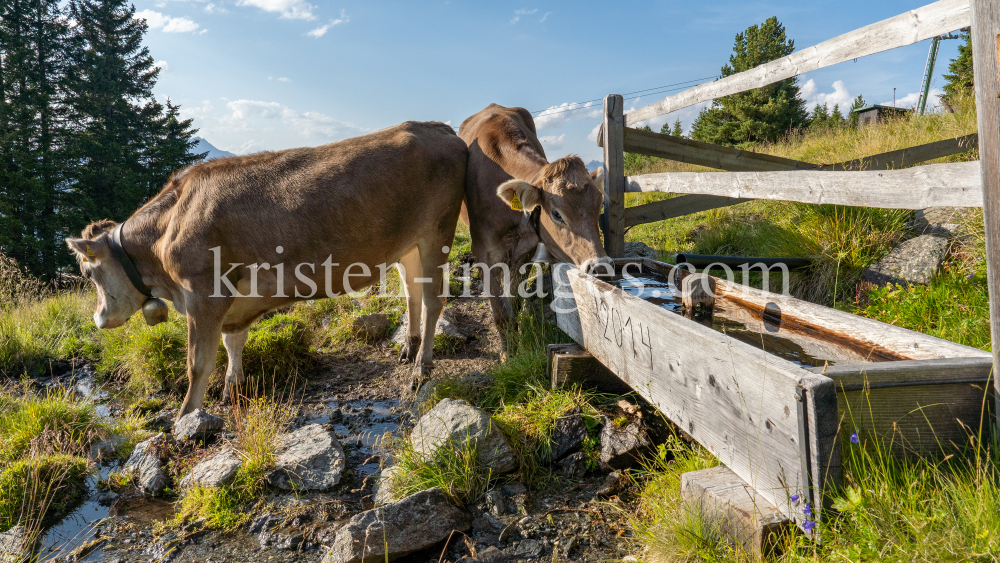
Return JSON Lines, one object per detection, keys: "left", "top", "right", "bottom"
{"left": 552, "top": 258, "right": 994, "bottom": 530}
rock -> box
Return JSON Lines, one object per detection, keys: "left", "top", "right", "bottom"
{"left": 173, "top": 409, "right": 224, "bottom": 442}
{"left": 623, "top": 241, "right": 658, "bottom": 260}
{"left": 145, "top": 410, "right": 175, "bottom": 433}
{"left": 392, "top": 307, "right": 466, "bottom": 346}
{"left": 248, "top": 513, "right": 280, "bottom": 536}
{"left": 595, "top": 471, "right": 623, "bottom": 498}
{"left": 410, "top": 380, "right": 439, "bottom": 419}
{"left": 0, "top": 525, "right": 29, "bottom": 563}
{"left": 911, "top": 206, "right": 973, "bottom": 237}
{"left": 599, "top": 417, "right": 652, "bottom": 470}
{"left": 352, "top": 314, "right": 392, "bottom": 340}
{"left": 266, "top": 424, "right": 346, "bottom": 490}
{"left": 556, "top": 452, "right": 589, "bottom": 479}
{"left": 321, "top": 488, "right": 471, "bottom": 563}
{"left": 482, "top": 489, "right": 506, "bottom": 519}
{"left": 89, "top": 435, "right": 126, "bottom": 461}
{"left": 124, "top": 433, "right": 169, "bottom": 495}
{"left": 373, "top": 465, "right": 400, "bottom": 506}
{"left": 180, "top": 448, "right": 242, "bottom": 490}
{"left": 514, "top": 539, "right": 544, "bottom": 559}
{"left": 549, "top": 409, "right": 588, "bottom": 462}
{"left": 503, "top": 482, "right": 527, "bottom": 496}
{"left": 411, "top": 399, "right": 517, "bottom": 474}
{"left": 478, "top": 546, "right": 509, "bottom": 563}
{"left": 862, "top": 234, "right": 950, "bottom": 286}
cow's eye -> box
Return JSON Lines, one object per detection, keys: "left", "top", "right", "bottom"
{"left": 551, "top": 210, "right": 565, "bottom": 224}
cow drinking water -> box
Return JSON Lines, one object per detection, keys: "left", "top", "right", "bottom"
{"left": 67, "top": 121, "right": 468, "bottom": 417}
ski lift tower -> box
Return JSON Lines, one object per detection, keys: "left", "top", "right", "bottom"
{"left": 917, "top": 28, "right": 968, "bottom": 114}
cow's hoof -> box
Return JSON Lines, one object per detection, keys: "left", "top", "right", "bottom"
{"left": 399, "top": 336, "right": 420, "bottom": 364}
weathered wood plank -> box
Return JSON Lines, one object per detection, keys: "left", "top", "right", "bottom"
{"left": 625, "top": 161, "right": 983, "bottom": 209}
{"left": 622, "top": 127, "right": 978, "bottom": 173}
{"left": 603, "top": 95, "right": 626, "bottom": 257}
{"left": 623, "top": 195, "right": 751, "bottom": 227}
{"left": 626, "top": 0, "right": 971, "bottom": 125}
{"left": 553, "top": 263, "right": 814, "bottom": 524}
{"left": 547, "top": 343, "right": 631, "bottom": 394}
{"left": 971, "top": 0, "right": 1000, "bottom": 434}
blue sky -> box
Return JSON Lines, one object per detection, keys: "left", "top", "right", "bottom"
{"left": 138, "top": 0, "right": 965, "bottom": 163}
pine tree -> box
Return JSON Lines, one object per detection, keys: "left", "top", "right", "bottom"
{"left": 66, "top": 0, "right": 201, "bottom": 231}
{"left": 691, "top": 17, "right": 809, "bottom": 147}
{"left": 830, "top": 104, "right": 843, "bottom": 125}
{"left": 672, "top": 119, "right": 683, "bottom": 137}
{"left": 943, "top": 30, "right": 973, "bottom": 99}
{"left": 848, "top": 95, "right": 865, "bottom": 127}
{"left": 810, "top": 103, "right": 829, "bottom": 128}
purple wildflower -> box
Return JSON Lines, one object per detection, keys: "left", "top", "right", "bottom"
{"left": 803, "top": 503, "right": 812, "bottom": 517}
{"left": 803, "top": 520, "right": 816, "bottom": 532}
{"left": 789, "top": 494, "right": 800, "bottom": 503}
{"left": 851, "top": 431, "right": 860, "bottom": 445}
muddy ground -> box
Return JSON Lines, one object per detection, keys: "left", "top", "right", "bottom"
{"left": 37, "top": 296, "right": 643, "bottom": 563}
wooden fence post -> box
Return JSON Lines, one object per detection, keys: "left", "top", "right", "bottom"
{"left": 971, "top": 0, "right": 1000, "bottom": 428}
{"left": 602, "top": 94, "right": 626, "bottom": 257}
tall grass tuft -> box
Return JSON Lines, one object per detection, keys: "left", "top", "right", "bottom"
{"left": 383, "top": 433, "right": 492, "bottom": 507}
{"left": 96, "top": 310, "right": 188, "bottom": 397}
{"left": 0, "top": 455, "right": 90, "bottom": 534}
{"left": 0, "top": 292, "right": 99, "bottom": 377}
{"left": 0, "top": 389, "right": 108, "bottom": 462}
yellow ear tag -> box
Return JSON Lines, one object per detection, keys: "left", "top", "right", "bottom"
{"left": 86, "top": 245, "right": 97, "bottom": 258}
{"left": 509, "top": 193, "right": 523, "bottom": 211}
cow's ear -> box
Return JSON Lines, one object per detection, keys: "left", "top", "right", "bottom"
{"left": 497, "top": 180, "right": 542, "bottom": 213}
{"left": 590, "top": 166, "right": 606, "bottom": 196}
{"left": 66, "top": 237, "right": 106, "bottom": 263}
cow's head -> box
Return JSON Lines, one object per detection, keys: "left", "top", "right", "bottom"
{"left": 497, "top": 156, "right": 612, "bottom": 274}
{"left": 65, "top": 220, "right": 146, "bottom": 329}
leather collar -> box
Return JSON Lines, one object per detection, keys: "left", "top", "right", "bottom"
{"left": 109, "top": 223, "right": 152, "bottom": 298}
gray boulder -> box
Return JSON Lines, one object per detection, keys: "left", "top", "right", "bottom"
{"left": 173, "top": 408, "right": 224, "bottom": 442}
{"left": 392, "top": 307, "right": 466, "bottom": 345}
{"left": 623, "top": 241, "right": 657, "bottom": 260}
{"left": 549, "top": 408, "right": 588, "bottom": 462}
{"left": 556, "top": 452, "right": 589, "bottom": 479}
{"left": 180, "top": 448, "right": 243, "bottom": 491}
{"left": 266, "top": 424, "right": 345, "bottom": 490}
{"left": 862, "top": 234, "right": 950, "bottom": 286}
{"left": 411, "top": 398, "right": 517, "bottom": 474}
{"left": 911, "top": 206, "right": 974, "bottom": 237}
{"left": 0, "top": 525, "right": 28, "bottom": 563}
{"left": 373, "top": 465, "right": 401, "bottom": 506}
{"left": 599, "top": 417, "right": 652, "bottom": 470}
{"left": 124, "top": 433, "right": 169, "bottom": 495}
{"left": 321, "top": 488, "right": 470, "bottom": 563}
{"left": 352, "top": 314, "right": 392, "bottom": 340}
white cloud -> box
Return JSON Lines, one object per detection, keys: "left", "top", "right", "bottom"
{"left": 510, "top": 8, "right": 537, "bottom": 24}
{"left": 237, "top": 0, "right": 316, "bottom": 20}
{"left": 534, "top": 101, "right": 601, "bottom": 129}
{"left": 204, "top": 3, "right": 226, "bottom": 13}
{"left": 154, "top": 60, "right": 169, "bottom": 72}
{"left": 587, "top": 123, "right": 602, "bottom": 143}
{"left": 540, "top": 11, "right": 551, "bottom": 22}
{"left": 800, "top": 79, "right": 853, "bottom": 110}
{"left": 538, "top": 134, "right": 566, "bottom": 149}
{"left": 135, "top": 9, "right": 200, "bottom": 33}
{"left": 278, "top": 77, "right": 291, "bottom": 82}
{"left": 307, "top": 10, "right": 348, "bottom": 37}
{"left": 881, "top": 88, "right": 944, "bottom": 110}
{"left": 222, "top": 99, "right": 366, "bottom": 142}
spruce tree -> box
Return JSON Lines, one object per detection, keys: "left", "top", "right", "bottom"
{"left": 671, "top": 119, "right": 683, "bottom": 137}
{"left": 943, "top": 30, "right": 973, "bottom": 99}
{"left": 848, "top": 95, "right": 865, "bottom": 127}
{"left": 830, "top": 104, "right": 843, "bottom": 125}
{"left": 810, "top": 103, "right": 829, "bottom": 128}
{"left": 691, "top": 17, "right": 809, "bottom": 147}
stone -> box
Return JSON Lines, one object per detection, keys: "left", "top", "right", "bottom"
{"left": 266, "top": 424, "right": 346, "bottom": 490}
{"left": 477, "top": 546, "right": 508, "bottom": 563}
{"left": 372, "top": 465, "right": 400, "bottom": 506}
{"left": 681, "top": 465, "right": 788, "bottom": 557}
{"left": 391, "top": 307, "right": 466, "bottom": 346}
{"left": 352, "top": 314, "right": 392, "bottom": 340}
{"left": 410, "top": 380, "right": 439, "bottom": 419}
{"left": 549, "top": 408, "right": 588, "bottom": 462}
{"left": 623, "top": 241, "right": 658, "bottom": 260}
{"left": 89, "top": 435, "right": 126, "bottom": 461}
{"left": 173, "top": 409, "right": 224, "bottom": 442}
{"left": 594, "top": 471, "right": 623, "bottom": 498}
{"left": 248, "top": 513, "right": 280, "bottom": 537}
{"left": 599, "top": 417, "right": 653, "bottom": 470}
{"left": 321, "top": 488, "right": 471, "bottom": 563}
{"left": 911, "top": 206, "right": 974, "bottom": 237}
{"left": 411, "top": 398, "right": 517, "bottom": 474}
{"left": 0, "top": 525, "right": 29, "bottom": 563}
{"left": 502, "top": 482, "right": 527, "bottom": 496}
{"left": 124, "top": 433, "right": 169, "bottom": 495}
{"left": 482, "top": 490, "right": 506, "bottom": 519}
{"left": 514, "top": 539, "right": 544, "bottom": 559}
{"left": 145, "top": 410, "right": 175, "bottom": 433}
{"left": 862, "top": 234, "right": 950, "bottom": 286}
{"left": 556, "top": 452, "right": 589, "bottom": 479}
{"left": 180, "top": 448, "right": 243, "bottom": 491}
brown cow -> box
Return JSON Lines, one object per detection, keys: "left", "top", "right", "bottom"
{"left": 459, "top": 104, "right": 610, "bottom": 338}
{"left": 66, "top": 121, "right": 467, "bottom": 417}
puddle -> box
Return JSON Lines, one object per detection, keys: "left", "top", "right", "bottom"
{"left": 609, "top": 274, "right": 838, "bottom": 368}
{"left": 311, "top": 399, "right": 405, "bottom": 477}
{"left": 35, "top": 466, "right": 114, "bottom": 562}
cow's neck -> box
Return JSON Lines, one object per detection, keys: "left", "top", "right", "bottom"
{"left": 120, "top": 214, "right": 174, "bottom": 299}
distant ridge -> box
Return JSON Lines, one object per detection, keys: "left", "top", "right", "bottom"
{"left": 585, "top": 159, "right": 603, "bottom": 172}
{"left": 192, "top": 137, "right": 236, "bottom": 161}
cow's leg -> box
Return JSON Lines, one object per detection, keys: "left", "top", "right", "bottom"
{"left": 221, "top": 328, "right": 249, "bottom": 403}
{"left": 414, "top": 241, "right": 447, "bottom": 379}
{"left": 178, "top": 312, "right": 224, "bottom": 418}
{"left": 396, "top": 247, "right": 422, "bottom": 365}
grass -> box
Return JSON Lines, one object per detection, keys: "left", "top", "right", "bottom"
{"left": 0, "top": 292, "right": 99, "bottom": 378}
{"left": 0, "top": 388, "right": 109, "bottom": 462}
{"left": 0, "top": 454, "right": 90, "bottom": 534}
{"left": 174, "top": 393, "right": 294, "bottom": 530}
{"left": 383, "top": 433, "right": 492, "bottom": 507}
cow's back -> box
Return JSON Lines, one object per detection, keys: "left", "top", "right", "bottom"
{"left": 151, "top": 121, "right": 468, "bottom": 283}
